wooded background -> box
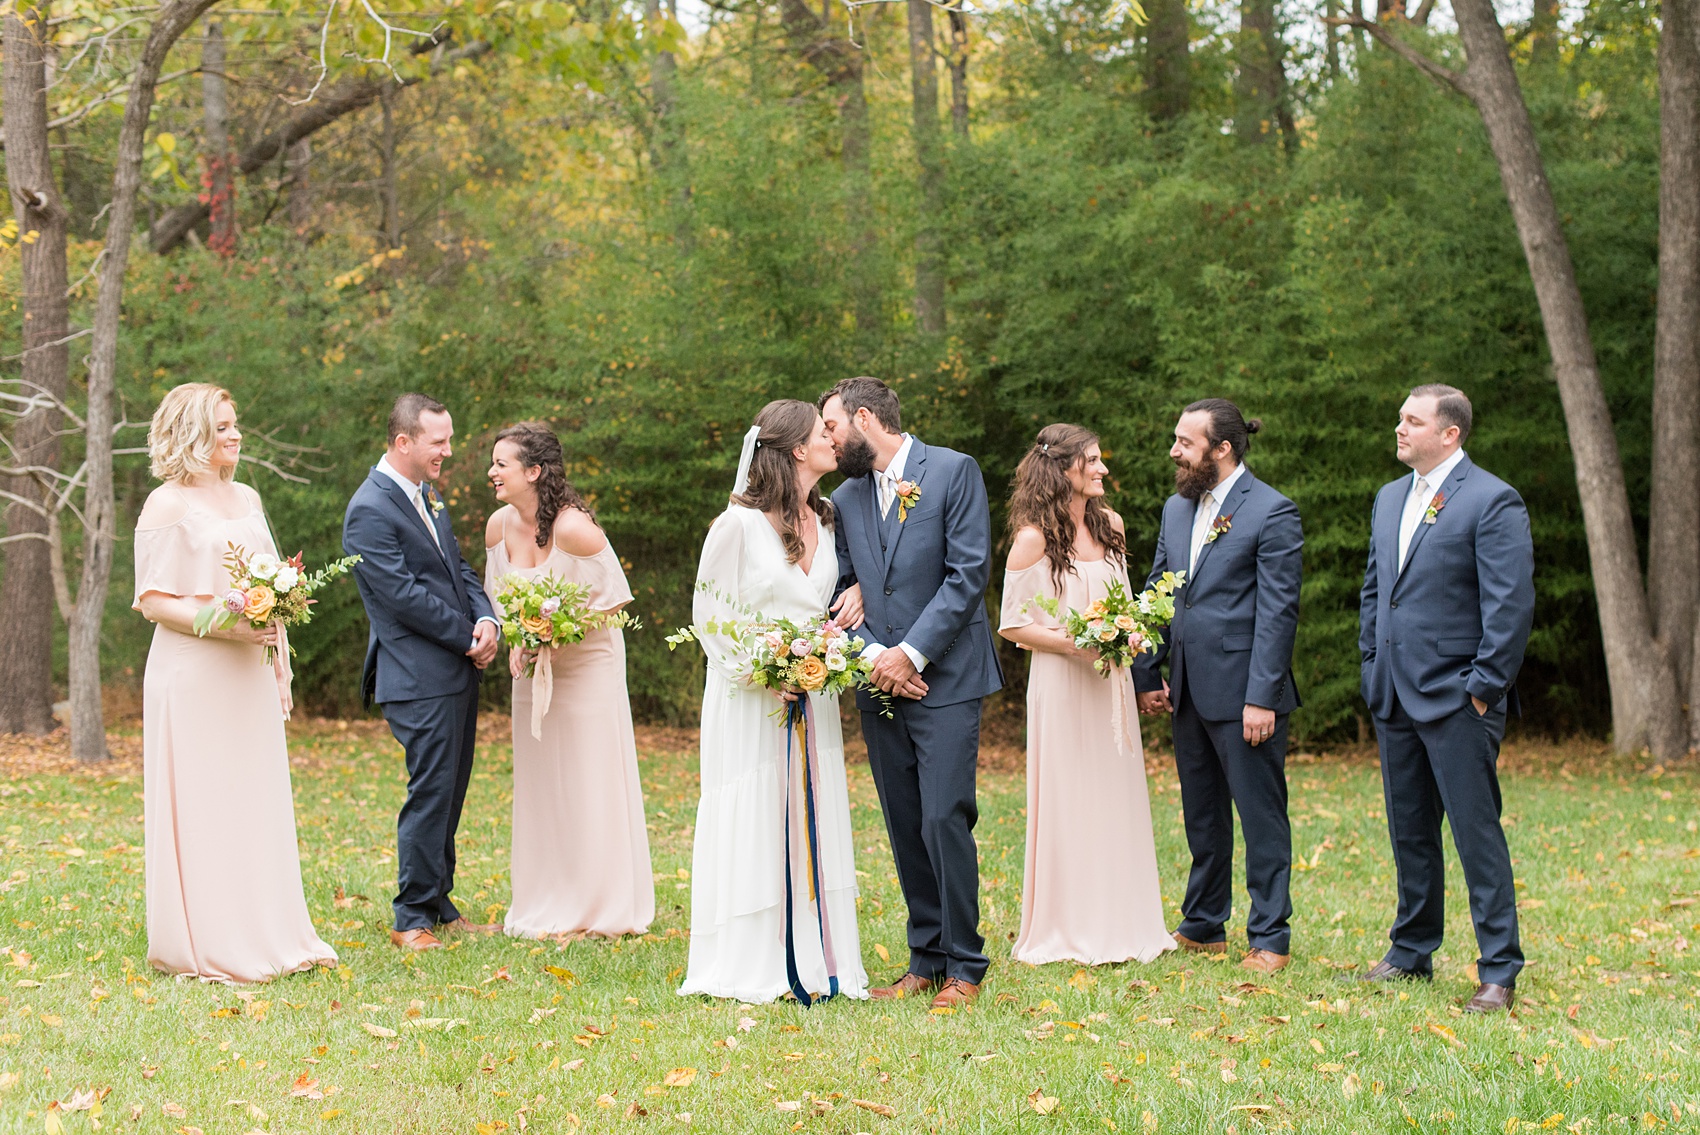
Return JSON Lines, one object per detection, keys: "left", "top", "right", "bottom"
{"left": 2, "top": 0, "right": 1694, "bottom": 752}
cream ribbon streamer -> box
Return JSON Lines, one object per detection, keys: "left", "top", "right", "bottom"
{"left": 529, "top": 645, "right": 555, "bottom": 741}
{"left": 1109, "top": 666, "right": 1138, "bottom": 759}
{"left": 272, "top": 620, "right": 294, "bottom": 721}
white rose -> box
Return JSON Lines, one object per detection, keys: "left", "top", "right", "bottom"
{"left": 248, "top": 552, "right": 280, "bottom": 581}
{"left": 825, "top": 651, "right": 847, "bottom": 672}
{"left": 273, "top": 566, "right": 300, "bottom": 592}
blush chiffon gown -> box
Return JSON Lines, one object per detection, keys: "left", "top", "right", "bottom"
{"left": 999, "top": 555, "right": 1175, "bottom": 966}
{"left": 134, "top": 483, "right": 336, "bottom": 983}
{"left": 678, "top": 506, "right": 868, "bottom": 1002}
{"left": 485, "top": 537, "right": 655, "bottom": 938}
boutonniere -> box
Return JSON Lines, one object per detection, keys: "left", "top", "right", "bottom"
{"left": 1422, "top": 492, "right": 1447, "bottom": 525}
{"left": 425, "top": 485, "right": 446, "bottom": 517}
{"left": 1206, "top": 513, "right": 1232, "bottom": 543}
{"left": 895, "top": 480, "right": 922, "bottom": 523}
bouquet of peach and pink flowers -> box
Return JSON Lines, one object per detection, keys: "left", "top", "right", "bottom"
{"left": 1031, "top": 572, "right": 1184, "bottom": 675}
{"left": 193, "top": 543, "right": 362, "bottom": 661}
{"left": 668, "top": 603, "right": 889, "bottom": 720}
{"left": 492, "top": 573, "right": 640, "bottom": 678}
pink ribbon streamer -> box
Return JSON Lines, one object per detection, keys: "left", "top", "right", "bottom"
{"left": 529, "top": 646, "right": 555, "bottom": 741}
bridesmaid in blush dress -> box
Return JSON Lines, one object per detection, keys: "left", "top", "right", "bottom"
{"left": 133, "top": 383, "right": 336, "bottom": 982}
{"left": 484, "top": 422, "right": 654, "bottom": 938}
{"left": 998, "top": 424, "right": 1175, "bottom": 967}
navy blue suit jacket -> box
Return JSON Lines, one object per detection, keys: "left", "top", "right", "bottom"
{"left": 1359, "top": 453, "right": 1534, "bottom": 724}
{"left": 830, "top": 439, "right": 1004, "bottom": 710}
{"left": 1132, "top": 468, "right": 1303, "bottom": 721}
{"left": 343, "top": 468, "right": 494, "bottom": 706}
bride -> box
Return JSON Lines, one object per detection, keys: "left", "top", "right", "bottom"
{"left": 678, "top": 399, "right": 869, "bottom": 1003}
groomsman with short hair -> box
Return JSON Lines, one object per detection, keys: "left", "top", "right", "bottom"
{"left": 1358, "top": 384, "right": 1535, "bottom": 1013}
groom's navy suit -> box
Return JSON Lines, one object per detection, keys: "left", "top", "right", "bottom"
{"left": 344, "top": 466, "right": 494, "bottom": 933}
{"left": 1134, "top": 466, "right": 1302, "bottom": 954}
{"left": 831, "top": 438, "right": 1003, "bottom": 985}
{"left": 1360, "top": 451, "right": 1533, "bottom": 987}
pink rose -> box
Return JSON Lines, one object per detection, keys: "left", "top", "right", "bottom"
{"left": 896, "top": 480, "right": 916, "bottom": 496}
{"left": 791, "top": 639, "right": 812, "bottom": 657}
{"left": 221, "top": 589, "right": 248, "bottom": 614}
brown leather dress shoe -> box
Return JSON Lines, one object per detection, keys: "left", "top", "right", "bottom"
{"left": 390, "top": 927, "right": 444, "bottom": 951}
{"left": 1359, "top": 959, "right": 1431, "bottom": 983}
{"left": 930, "top": 977, "right": 981, "bottom": 1009}
{"left": 870, "top": 973, "right": 941, "bottom": 1001}
{"left": 1463, "top": 983, "right": 1514, "bottom": 1013}
{"left": 1172, "top": 931, "right": 1227, "bottom": 955}
{"left": 439, "top": 918, "right": 498, "bottom": 936}
{"left": 1240, "top": 948, "right": 1291, "bottom": 974}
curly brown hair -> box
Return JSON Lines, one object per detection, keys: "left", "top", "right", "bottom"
{"left": 494, "top": 421, "right": 595, "bottom": 548}
{"left": 1008, "top": 423, "right": 1125, "bottom": 589}
{"left": 731, "top": 399, "right": 834, "bottom": 564}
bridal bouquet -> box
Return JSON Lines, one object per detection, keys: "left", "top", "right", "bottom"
{"left": 194, "top": 544, "right": 362, "bottom": 661}
{"left": 491, "top": 573, "right": 641, "bottom": 678}
{"left": 667, "top": 606, "right": 888, "bottom": 719}
{"left": 1032, "top": 572, "right": 1185, "bottom": 676}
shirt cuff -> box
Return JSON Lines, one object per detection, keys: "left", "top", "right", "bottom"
{"left": 472, "top": 616, "right": 498, "bottom": 650}
{"left": 860, "top": 641, "right": 886, "bottom": 664}
{"left": 897, "top": 642, "right": 929, "bottom": 672}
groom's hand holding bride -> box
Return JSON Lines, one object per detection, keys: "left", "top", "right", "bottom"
{"left": 870, "top": 648, "right": 929, "bottom": 701}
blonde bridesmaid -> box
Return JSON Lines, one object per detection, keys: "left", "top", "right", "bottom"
{"left": 998, "top": 424, "right": 1174, "bottom": 966}
{"left": 133, "top": 383, "right": 336, "bottom": 982}
{"left": 484, "top": 422, "right": 654, "bottom": 938}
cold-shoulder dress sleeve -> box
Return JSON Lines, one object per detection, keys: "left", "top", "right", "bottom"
{"left": 999, "top": 561, "right": 1061, "bottom": 635}
{"left": 133, "top": 515, "right": 232, "bottom": 610}
{"left": 693, "top": 510, "right": 754, "bottom": 685}
{"left": 575, "top": 544, "right": 635, "bottom": 613}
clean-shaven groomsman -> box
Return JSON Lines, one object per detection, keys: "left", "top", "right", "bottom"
{"left": 1135, "top": 399, "right": 1303, "bottom": 975}
{"left": 344, "top": 393, "right": 501, "bottom": 952}
{"left": 1358, "top": 384, "right": 1534, "bottom": 1013}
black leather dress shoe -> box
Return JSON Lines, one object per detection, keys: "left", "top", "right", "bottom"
{"left": 1358, "top": 959, "right": 1431, "bottom": 983}
{"left": 1463, "top": 983, "right": 1515, "bottom": 1013}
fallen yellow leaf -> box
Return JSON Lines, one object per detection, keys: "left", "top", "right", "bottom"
{"left": 1028, "top": 1090, "right": 1060, "bottom": 1116}
{"left": 851, "top": 1099, "right": 896, "bottom": 1118}
{"left": 663, "top": 1068, "right": 697, "bottom": 1088}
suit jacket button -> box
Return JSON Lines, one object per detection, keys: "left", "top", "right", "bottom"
{"left": 1390, "top": 602, "right": 1398, "bottom": 609}
{"left": 885, "top": 625, "right": 893, "bottom": 633}
{"left": 885, "top": 588, "right": 894, "bottom": 595}
{"left": 1185, "top": 602, "right": 1192, "bottom": 609}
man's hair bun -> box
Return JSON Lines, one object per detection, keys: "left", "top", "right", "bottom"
{"left": 1246, "top": 418, "right": 1263, "bottom": 435}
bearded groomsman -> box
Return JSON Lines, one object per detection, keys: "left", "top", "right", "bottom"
{"left": 1135, "top": 399, "right": 1303, "bottom": 974}
{"left": 1358, "top": 385, "right": 1534, "bottom": 1013}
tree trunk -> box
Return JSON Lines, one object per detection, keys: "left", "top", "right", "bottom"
{"left": 1235, "top": 0, "right": 1295, "bottom": 149}
{"left": 77, "top": 0, "right": 228, "bottom": 761}
{"left": 906, "top": 0, "right": 945, "bottom": 334}
{"left": 201, "top": 20, "right": 236, "bottom": 254}
{"left": 778, "top": 0, "right": 877, "bottom": 334}
{"left": 150, "top": 40, "right": 490, "bottom": 254}
{"left": 1447, "top": 0, "right": 1687, "bottom": 758}
{"left": 1146, "top": 0, "right": 1190, "bottom": 120}
{"left": 378, "top": 84, "right": 401, "bottom": 250}
{"left": 1658, "top": 0, "right": 1700, "bottom": 751}
{"left": 946, "top": 7, "right": 969, "bottom": 139}
{"left": 1325, "top": 0, "right": 1340, "bottom": 82}
{"left": 1529, "top": 0, "right": 1560, "bottom": 69}
{"left": 0, "top": 0, "right": 68, "bottom": 736}
{"left": 285, "top": 137, "right": 313, "bottom": 236}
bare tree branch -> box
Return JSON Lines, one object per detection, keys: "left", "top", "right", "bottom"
{"left": 1327, "top": 15, "right": 1470, "bottom": 94}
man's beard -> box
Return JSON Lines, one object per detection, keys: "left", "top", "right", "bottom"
{"left": 1174, "top": 456, "right": 1220, "bottom": 502}
{"left": 836, "top": 428, "right": 877, "bottom": 480}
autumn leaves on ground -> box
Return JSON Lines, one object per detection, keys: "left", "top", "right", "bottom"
{"left": 0, "top": 722, "right": 1696, "bottom": 1133}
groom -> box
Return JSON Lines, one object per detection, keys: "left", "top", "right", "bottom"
{"left": 344, "top": 393, "right": 500, "bottom": 952}
{"left": 819, "top": 377, "right": 1003, "bottom": 1009}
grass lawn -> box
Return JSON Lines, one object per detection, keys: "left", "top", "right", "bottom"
{"left": 1, "top": 719, "right": 1697, "bottom": 1134}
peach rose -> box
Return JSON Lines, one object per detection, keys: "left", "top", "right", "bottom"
{"left": 242, "top": 586, "right": 276, "bottom": 622}
{"left": 1114, "top": 614, "right": 1138, "bottom": 632}
{"left": 519, "top": 613, "right": 554, "bottom": 641}
{"left": 794, "top": 655, "right": 830, "bottom": 692}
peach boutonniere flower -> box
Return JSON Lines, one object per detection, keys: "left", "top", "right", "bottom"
{"left": 1423, "top": 491, "right": 1447, "bottom": 525}
{"left": 425, "top": 484, "right": 446, "bottom": 517}
{"left": 1206, "top": 513, "right": 1233, "bottom": 543}
{"left": 895, "top": 480, "right": 922, "bottom": 522}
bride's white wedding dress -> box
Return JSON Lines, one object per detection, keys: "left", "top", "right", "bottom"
{"left": 678, "top": 505, "right": 869, "bottom": 1002}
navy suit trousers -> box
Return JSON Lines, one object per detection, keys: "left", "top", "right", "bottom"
{"left": 1374, "top": 695, "right": 1522, "bottom": 987}
{"left": 384, "top": 687, "right": 480, "bottom": 931}
{"left": 1171, "top": 684, "right": 1293, "bottom": 954}
{"left": 861, "top": 699, "right": 988, "bottom": 984}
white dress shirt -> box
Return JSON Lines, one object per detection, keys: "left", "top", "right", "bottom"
{"left": 375, "top": 454, "right": 497, "bottom": 643}
{"left": 1188, "top": 461, "right": 1246, "bottom": 574}
{"left": 1397, "top": 447, "right": 1465, "bottom": 570}
{"left": 862, "top": 434, "right": 928, "bottom": 673}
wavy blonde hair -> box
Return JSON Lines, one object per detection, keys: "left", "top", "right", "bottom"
{"left": 148, "top": 382, "right": 237, "bottom": 483}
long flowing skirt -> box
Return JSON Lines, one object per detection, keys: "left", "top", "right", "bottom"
{"left": 680, "top": 679, "right": 868, "bottom": 1002}
{"left": 144, "top": 626, "right": 336, "bottom": 982}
